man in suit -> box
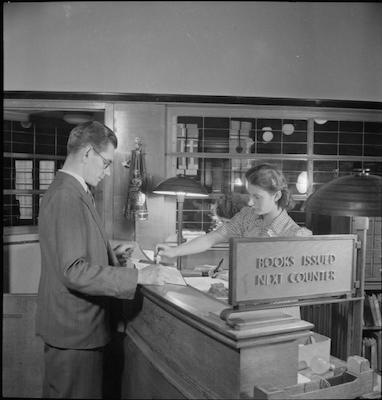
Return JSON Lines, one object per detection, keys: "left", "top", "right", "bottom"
{"left": 36, "top": 121, "right": 169, "bottom": 398}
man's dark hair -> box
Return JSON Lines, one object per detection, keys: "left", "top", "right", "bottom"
{"left": 67, "top": 121, "right": 118, "bottom": 154}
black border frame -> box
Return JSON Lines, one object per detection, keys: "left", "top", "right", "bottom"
{"left": 4, "top": 91, "right": 382, "bottom": 109}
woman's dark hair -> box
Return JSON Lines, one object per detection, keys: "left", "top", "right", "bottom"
{"left": 245, "top": 164, "right": 294, "bottom": 210}
{"left": 67, "top": 121, "right": 118, "bottom": 154}
{"left": 214, "top": 192, "right": 248, "bottom": 219}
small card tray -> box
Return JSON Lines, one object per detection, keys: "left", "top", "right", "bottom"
{"left": 253, "top": 356, "right": 373, "bottom": 399}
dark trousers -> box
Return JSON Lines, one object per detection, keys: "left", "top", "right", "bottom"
{"left": 42, "top": 343, "right": 104, "bottom": 399}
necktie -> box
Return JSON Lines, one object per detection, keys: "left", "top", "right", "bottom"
{"left": 87, "top": 190, "right": 96, "bottom": 207}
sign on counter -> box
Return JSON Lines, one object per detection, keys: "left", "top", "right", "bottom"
{"left": 229, "top": 235, "right": 358, "bottom": 306}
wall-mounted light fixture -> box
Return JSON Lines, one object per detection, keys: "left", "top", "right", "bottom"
{"left": 314, "top": 119, "right": 328, "bottom": 125}
{"left": 296, "top": 171, "right": 308, "bottom": 194}
{"left": 234, "top": 177, "right": 244, "bottom": 186}
{"left": 282, "top": 123, "right": 295, "bottom": 135}
{"left": 20, "top": 121, "right": 32, "bottom": 129}
{"left": 262, "top": 126, "right": 273, "bottom": 142}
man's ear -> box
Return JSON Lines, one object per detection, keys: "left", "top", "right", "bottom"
{"left": 82, "top": 146, "right": 92, "bottom": 163}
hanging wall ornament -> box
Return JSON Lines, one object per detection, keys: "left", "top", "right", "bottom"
{"left": 282, "top": 123, "right": 295, "bottom": 135}
{"left": 262, "top": 126, "right": 273, "bottom": 142}
{"left": 124, "top": 137, "right": 149, "bottom": 220}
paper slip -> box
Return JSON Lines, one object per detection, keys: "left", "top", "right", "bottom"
{"left": 184, "top": 277, "right": 228, "bottom": 292}
{"left": 132, "top": 243, "right": 154, "bottom": 262}
{"left": 133, "top": 262, "right": 187, "bottom": 286}
{"left": 297, "top": 373, "right": 311, "bottom": 384}
{"left": 158, "top": 265, "right": 187, "bottom": 286}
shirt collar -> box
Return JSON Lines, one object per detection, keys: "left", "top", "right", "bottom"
{"left": 267, "top": 209, "right": 290, "bottom": 234}
{"left": 59, "top": 169, "right": 89, "bottom": 193}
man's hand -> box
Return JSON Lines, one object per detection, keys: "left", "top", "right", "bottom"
{"left": 113, "top": 241, "right": 137, "bottom": 266}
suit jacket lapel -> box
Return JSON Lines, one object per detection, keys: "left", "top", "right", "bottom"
{"left": 57, "top": 172, "right": 109, "bottom": 248}
{"left": 81, "top": 190, "right": 109, "bottom": 247}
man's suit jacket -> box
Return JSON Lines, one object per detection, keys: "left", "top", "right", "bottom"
{"left": 36, "top": 172, "right": 138, "bottom": 349}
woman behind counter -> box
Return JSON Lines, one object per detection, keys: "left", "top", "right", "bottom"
{"left": 157, "top": 164, "right": 312, "bottom": 261}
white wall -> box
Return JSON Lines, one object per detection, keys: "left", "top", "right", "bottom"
{"left": 4, "top": 1, "right": 382, "bottom": 101}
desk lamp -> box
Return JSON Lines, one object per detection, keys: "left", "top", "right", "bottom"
{"left": 305, "top": 168, "right": 382, "bottom": 355}
{"left": 153, "top": 176, "right": 208, "bottom": 269}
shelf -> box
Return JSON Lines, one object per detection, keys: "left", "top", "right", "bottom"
{"left": 365, "top": 283, "right": 382, "bottom": 291}
{"left": 362, "top": 327, "right": 382, "bottom": 331}
{"left": 3, "top": 189, "right": 46, "bottom": 195}
{"left": 167, "top": 152, "right": 309, "bottom": 160}
{"left": 3, "top": 152, "right": 65, "bottom": 160}
{"left": 165, "top": 241, "right": 229, "bottom": 250}
{"left": 166, "top": 152, "right": 382, "bottom": 162}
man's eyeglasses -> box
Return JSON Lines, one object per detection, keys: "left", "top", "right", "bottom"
{"left": 90, "top": 147, "right": 112, "bottom": 169}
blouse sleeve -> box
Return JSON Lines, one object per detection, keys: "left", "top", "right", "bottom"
{"left": 215, "top": 207, "right": 252, "bottom": 238}
{"left": 295, "top": 227, "right": 313, "bottom": 236}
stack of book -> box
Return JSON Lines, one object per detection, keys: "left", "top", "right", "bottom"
{"left": 39, "top": 160, "right": 55, "bottom": 189}
{"left": 363, "top": 293, "right": 382, "bottom": 372}
{"left": 228, "top": 120, "right": 253, "bottom": 156}
{"left": 364, "top": 293, "right": 382, "bottom": 328}
{"left": 176, "top": 123, "right": 199, "bottom": 176}
{"left": 15, "top": 160, "right": 33, "bottom": 190}
{"left": 15, "top": 160, "right": 33, "bottom": 220}
{"left": 362, "top": 335, "right": 381, "bottom": 371}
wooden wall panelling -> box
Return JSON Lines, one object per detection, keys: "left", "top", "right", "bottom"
{"left": 122, "top": 295, "right": 241, "bottom": 399}
{"left": 3, "top": 240, "right": 41, "bottom": 294}
{"left": 99, "top": 103, "right": 115, "bottom": 236}
{"left": 123, "top": 333, "right": 188, "bottom": 399}
{"left": 2, "top": 294, "right": 44, "bottom": 398}
{"left": 121, "top": 288, "right": 312, "bottom": 399}
{"left": 112, "top": 103, "right": 173, "bottom": 248}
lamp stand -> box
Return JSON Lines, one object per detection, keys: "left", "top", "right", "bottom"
{"left": 176, "top": 193, "right": 185, "bottom": 270}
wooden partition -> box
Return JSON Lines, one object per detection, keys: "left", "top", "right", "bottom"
{"left": 2, "top": 295, "right": 44, "bottom": 398}
{"left": 121, "top": 285, "right": 313, "bottom": 399}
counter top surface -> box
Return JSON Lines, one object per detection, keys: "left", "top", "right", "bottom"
{"left": 141, "top": 283, "right": 314, "bottom": 345}
{"left": 4, "top": 233, "right": 40, "bottom": 243}
{"left": 3, "top": 226, "right": 39, "bottom": 243}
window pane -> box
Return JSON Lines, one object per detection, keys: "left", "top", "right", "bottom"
{"left": 172, "top": 112, "right": 382, "bottom": 235}
{"left": 2, "top": 194, "right": 20, "bottom": 226}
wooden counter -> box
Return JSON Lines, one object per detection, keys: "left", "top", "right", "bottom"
{"left": 3, "top": 230, "right": 41, "bottom": 293}
{"left": 121, "top": 283, "right": 314, "bottom": 399}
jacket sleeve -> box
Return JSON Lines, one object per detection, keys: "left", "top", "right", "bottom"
{"left": 52, "top": 189, "right": 138, "bottom": 299}
{"left": 295, "top": 227, "right": 313, "bottom": 236}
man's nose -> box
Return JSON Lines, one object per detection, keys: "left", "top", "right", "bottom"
{"left": 104, "top": 166, "right": 111, "bottom": 176}
{"left": 248, "top": 197, "right": 254, "bottom": 206}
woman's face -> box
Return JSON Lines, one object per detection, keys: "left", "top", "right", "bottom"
{"left": 247, "top": 184, "right": 279, "bottom": 215}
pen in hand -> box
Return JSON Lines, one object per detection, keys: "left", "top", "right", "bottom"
{"left": 154, "top": 245, "right": 165, "bottom": 264}
{"left": 211, "top": 258, "right": 224, "bottom": 278}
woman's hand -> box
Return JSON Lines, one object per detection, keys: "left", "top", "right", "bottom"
{"left": 208, "top": 270, "right": 229, "bottom": 281}
{"left": 155, "top": 244, "right": 177, "bottom": 262}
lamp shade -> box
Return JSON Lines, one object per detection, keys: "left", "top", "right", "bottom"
{"left": 305, "top": 170, "right": 382, "bottom": 217}
{"left": 153, "top": 176, "right": 208, "bottom": 197}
